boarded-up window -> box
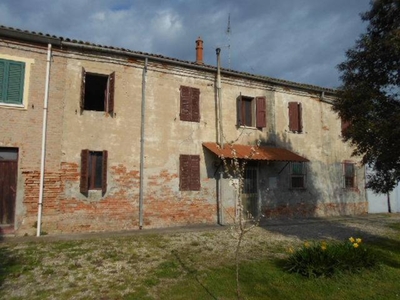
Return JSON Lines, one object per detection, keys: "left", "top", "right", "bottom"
{"left": 237, "top": 95, "right": 266, "bottom": 128}
{"left": 0, "top": 59, "right": 25, "bottom": 105}
{"left": 180, "top": 86, "right": 200, "bottom": 122}
{"left": 290, "top": 162, "right": 306, "bottom": 189}
{"left": 80, "top": 149, "right": 108, "bottom": 195}
{"left": 180, "top": 155, "right": 200, "bottom": 191}
{"left": 343, "top": 161, "right": 356, "bottom": 189}
{"left": 80, "top": 68, "right": 115, "bottom": 115}
{"left": 288, "top": 102, "right": 303, "bottom": 133}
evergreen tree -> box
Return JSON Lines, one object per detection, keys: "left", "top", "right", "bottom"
{"left": 333, "top": 0, "right": 400, "bottom": 194}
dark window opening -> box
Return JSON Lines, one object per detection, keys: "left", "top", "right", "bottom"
{"left": 290, "top": 162, "right": 306, "bottom": 189}
{"left": 84, "top": 74, "right": 108, "bottom": 111}
{"left": 344, "top": 162, "right": 355, "bottom": 189}
{"left": 81, "top": 68, "right": 115, "bottom": 114}
{"left": 89, "top": 151, "right": 103, "bottom": 189}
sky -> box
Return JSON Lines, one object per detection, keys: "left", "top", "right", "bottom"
{"left": 0, "top": 0, "right": 372, "bottom": 89}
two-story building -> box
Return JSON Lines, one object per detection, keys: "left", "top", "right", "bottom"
{"left": 0, "top": 25, "right": 367, "bottom": 236}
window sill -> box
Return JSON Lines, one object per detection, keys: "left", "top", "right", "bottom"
{"left": 289, "top": 187, "right": 307, "bottom": 190}
{"left": 238, "top": 125, "right": 260, "bottom": 130}
{"left": 0, "top": 103, "right": 26, "bottom": 110}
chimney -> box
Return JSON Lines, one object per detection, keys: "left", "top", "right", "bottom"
{"left": 195, "top": 37, "right": 204, "bottom": 64}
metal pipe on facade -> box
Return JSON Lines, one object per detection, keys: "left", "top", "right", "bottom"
{"left": 216, "top": 48, "right": 224, "bottom": 225}
{"left": 37, "top": 43, "right": 52, "bottom": 237}
{"left": 139, "top": 58, "right": 148, "bottom": 229}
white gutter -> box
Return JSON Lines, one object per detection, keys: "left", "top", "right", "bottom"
{"left": 37, "top": 43, "right": 52, "bottom": 237}
{"left": 139, "top": 58, "right": 148, "bottom": 229}
{"left": 216, "top": 48, "right": 224, "bottom": 225}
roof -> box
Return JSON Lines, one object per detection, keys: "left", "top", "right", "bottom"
{"left": 203, "top": 142, "right": 309, "bottom": 162}
{"left": 0, "top": 24, "right": 337, "bottom": 95}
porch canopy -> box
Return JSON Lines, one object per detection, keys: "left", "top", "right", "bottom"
{"left": 202, "top": 142, "right": 309, "bottom": 162}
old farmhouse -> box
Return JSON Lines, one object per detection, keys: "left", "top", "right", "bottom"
{"left": 0, "top": 25, "right": 367, "bottom": 236}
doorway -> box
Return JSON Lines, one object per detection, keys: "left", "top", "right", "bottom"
{"left": 242, "top": 165, "right": 258, "bottom": 219}
{"left": 0, "top": 148, "right": 18, "bottom": 226}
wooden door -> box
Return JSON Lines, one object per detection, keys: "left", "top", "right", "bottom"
{"left": 0, "top": 148, "right": 18, "bottom": 225}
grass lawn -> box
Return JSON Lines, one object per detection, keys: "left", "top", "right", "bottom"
{"left": 1, "top": 215, "right": 400, "bottom": 299}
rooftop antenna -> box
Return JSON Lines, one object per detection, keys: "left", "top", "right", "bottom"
{"left": 226, "top": 13, "right": 231, "bottom": 69}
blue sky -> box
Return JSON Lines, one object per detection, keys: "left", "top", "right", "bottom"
{"left": 0, "top": 0, "right": 371, "bottom": 88}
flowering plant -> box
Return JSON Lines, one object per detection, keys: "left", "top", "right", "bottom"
{"left": 285, "top": 237, "right": 377, "bottom": 278}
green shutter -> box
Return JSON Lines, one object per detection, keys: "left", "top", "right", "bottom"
{"left": 0, "top": 59, "right": 25, "bottom": 105}
{"left": 0, "top": 60, "right": 6, "bottom": 102}
{"left": 7, "top": 61, "right": 25, "bottom": 104}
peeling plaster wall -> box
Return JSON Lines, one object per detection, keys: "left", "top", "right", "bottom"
{"left": 0, "top": 37, "right": 367, "bottom": 235}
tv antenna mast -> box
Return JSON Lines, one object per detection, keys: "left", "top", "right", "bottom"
{"left": 226, "top": 13, "right": 231, "bottom": 69}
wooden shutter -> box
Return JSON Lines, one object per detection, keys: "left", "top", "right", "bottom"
{"left": 190, "top": 155, "right": 201, "bottom": 191}
{"left": 298, "top": 103, "right": 303, "bottom": 132}
{"left": 289, "top": 102, "right": 300, "bottom": 132}
{"left": 180, "top": 86, "right": 192, "bottom": 121}
{"left": 7, "top": 61, "right": 25, "bottom": 104}
{"left": 191, "top": 87, "right": 200, "bottom": 122}
{"left": 80, "top": 68, "right": 86, "bottom": 113}
{"left": 80, "top": 149, "right": 89, "bottom": 195}
{"left": 0, "top": 60, "right": 5, "bottom": 101}
{"left": 341, "top": 118, "right": 350, "bottom": 136}
{"left": 102, "top": 150, "right": 108, "bottom": 195}
{"left": 107, "top": 72, "right": 115, "bottom": 115}
{"left": 236, "top": 95, "right": 243, "bottom": 126}
{"left": 180, "top": 155, "right": 191, "bottom": 190}
{"left": 256, "top": 97, "right": 266, "bottom": 128}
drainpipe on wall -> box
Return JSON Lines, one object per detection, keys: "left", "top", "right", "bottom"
{"left": 216, "top": 48, "right": 224, "bottom": 225}
{"left": 139, "top": 58, "right": 148, "bottom": 229}
{"left": 37, "top": 44, "right": 52, "bottom": 237}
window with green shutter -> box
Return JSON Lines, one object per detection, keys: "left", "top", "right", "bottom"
{"left": 0, "top": 59, "right": 25, "bottom": 105}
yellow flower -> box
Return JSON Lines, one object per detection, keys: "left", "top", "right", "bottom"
{"left": 353, "top": 243, "right": 359, "bottom": 248}
{"left": 321, "top": 241, "right": 327, "bottom": 250}
{"left": 288, "top": 247, "right": 294, "bottom": 254}
{"left": 356, "top": 238, "right": 362, "bottom": 244}
{"left": 349, "top": 237, "right": 355, "bottom": 243}
{"left": 304, "top": 242, "right": 310, "bottom": 248}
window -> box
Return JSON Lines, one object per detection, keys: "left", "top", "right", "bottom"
{"left": 180, "top": 86, "right": 200, "bottom": 122}
{"left": 290, "top": 162, "right": 306, "bottom": 189}
{"left": 236, "top": 95, "right": 266, "bottom": 128}
{"left": 80, "top": 149, "right": 108, "bottom": 195}
{"left": 0, "top": 58, "right": 25, "bottom": 105}
{"left": 179, "top": 155, "right": 200, "bottom": 191}
{"left": 288, "top": 102, "right": 303, "bottom": 133}
{"left": 343, "top": 162, "right": 356, "bottom": 189}
{"left": 341, "top": 117, "right": 351, "bottom": 136}
{"left": 81, "top": 68, "right": 115, "bottom": 114}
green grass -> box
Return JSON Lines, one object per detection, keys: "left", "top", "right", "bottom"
{"left": 1, "top": 218, "right": 400, "bottom": 299}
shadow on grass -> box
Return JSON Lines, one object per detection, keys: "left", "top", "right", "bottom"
{"left": 0, "top": 245, "right": 19, "bottom": 288}
{"left": 260, "top": 215, "right": 400, "bottom": 268}
{"left": 171, "top": 250, "right": 218, "bottom": 300}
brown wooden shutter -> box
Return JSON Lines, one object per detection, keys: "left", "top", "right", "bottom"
{"left": 236, "top": 95, "right": 243, "bottom": 126}
{"left": 256, "top": 97, "right": 266, "bottom": 128}
{"left": 190, "top": 155, "right": 201, "bottom": 191}
{"left": 107, "top": 72, "right": 115, "bottom": 116}
{"left": 102, "top": 150, "right": 108, "bottom": 195}
{"left": 80, "top": 149, "right": 89, "bottom": 195}
{"left": 289, "top": 102, "right": 300, "bottom": 132}
{"left": 191, "top": 87, "right": 200, "bottom": 122}
{"left": 180, "top": 86, "right": 192, "bottom": 121}
{"left": 341, "top": 118, "right": 350, "bottom": 136}
{"left": 180, "top": 155, "right": 191, "bottom": 190}
{"left": 80, "top": 68, "right": 86, "bottom": 114}
{"left": 298, "top": 103, "right": 303, "bottom": 132}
